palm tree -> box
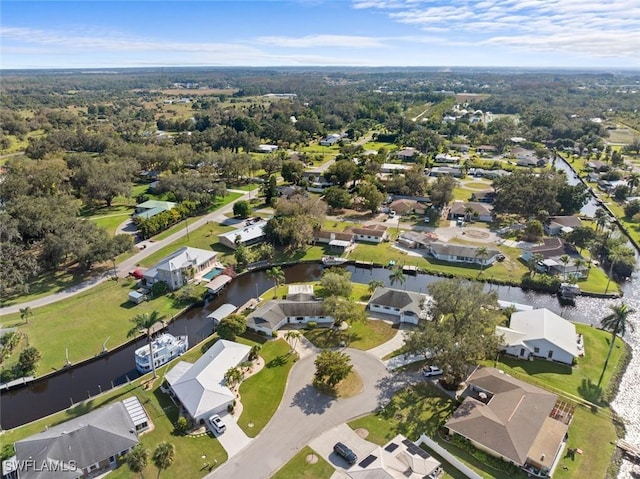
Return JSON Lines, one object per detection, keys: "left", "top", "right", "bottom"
{"left": 224, "top": 366, "right": 243, "bottom": 388}
{"left": 559, "top": 254, "right": 570, "bottom": 279}
{"left": 475, "top": 247, "right": 489, "bottom": 274}
{"left": 594, "top": 208, "right": 609, "bottom": 233}
{"left": 152, "top": 441, "right": 175, "bottom": 479}
{"left": 388, "top": 266, "right": 406, "bottom": 289}
{"left": 627, "top": 172, "right": 640, "bottom": 195}
{"left": 126, "top": 445, "right": 150, "bottom": 479}
{"left": 127, "top": 310, "right": 165, "bottom": 379}
{"left": 463, "top": 206, "right": 474, "bottom": 222}
{"left": 605, "top": 247, "right": 627, "bottom": 294}
{"left": 598, "top": 303, "right": 636, "bottom": 387}
{"left": 19, "top": 307, "right": 33, "bottom": 325}
{"left": 368, "top": 279, "right": 384, "bottom": 294}
{"left": 284, "top": 330, "right": 302, "bottom": 351}
{"left": 573, "top": 257, "right": 587, "bottom": 279}
{"left": 266, "top": 266, "right": 285, "bottom": 299}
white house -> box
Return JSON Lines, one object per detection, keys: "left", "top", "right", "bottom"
{"left": 246, "top": 298, "right": 333, "bottom": 335}
{"left": 429, "top": 242, "right": 500, "bottom": 266}
{"left": 257, "top": 144, "right": 278, "bottom": 153}
{"left": 319, "top": 134, "right": 341, "bottom": 146}
{"left": 350, "top": 225, "right": 389, "bottom": 244}
{"left": 367, "top": 287, "right": 430, "bottom": 324}
{"left": 217, "top": 220, "right": 267, "bottom": 250}
{"left": 164, "top": 340, "right": 251, "bottom": 422}
{"left": 496, "top": 308, "right": 580, "bottom": 365}
{"left": 544, "top": 216, "right": 582, "bottom": 236}
{"left": 144, "top": 247, "right": 217, "bottom": 291}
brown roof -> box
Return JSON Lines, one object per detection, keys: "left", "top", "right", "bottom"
{"left": 547, "top": 216, "right": 582, "bottom": 228}
{"left": 449, "top": 201, "right": 493, "bottom": 217}
{"left": 525, "top": 238, "right": 575, "bottom": 258}
{"left": 446, "top": 367, "right": 562, "bottom": 466}
{"left": 315, "top": 230, "right": 355, "bottom": 241}
{"left": 389, "top": 199, "right": 418, "bottom": 214}
{"left": 347, "top": 224, "right": 389, "bottom": 237}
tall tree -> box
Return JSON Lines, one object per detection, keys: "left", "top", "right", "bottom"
{"left": 266, "top": 266, "right": 285, "bottom": 298}
{"left": 598, "top": 303, "right": 636, "bottom": 387}
{"left": 19, "top": 307, "right": 33, "bottom": 325}
{"left": 224, "top": 367, "right": 243, "bottom": 388}
{"left": 284, "top": 330, "right": 302, "bottom": 351}
{"left": 559, "top": 254, "right": 570, "bottom": 279}
{"left": 126, "top": 445, "right": 150, "bottom": 479}
{"left": 389, "top": 267, "right": 406, "bottom": 288}
{"left": 368, "top": 279, "right": 385, "bottom": 294}
{"left": 127, "top": 311, "right": 165, "bottom": 379}
{"left": 216, "top": 314, "right": 247, "bottom": 341}
{"left": 475, "top": 246, "right": 489, "bottom": 274}
{"left": 152, "top": 442, "right": 175, "bottom": 479}
{"left": 313, "top": 350, "right": 353, "bottom": 389}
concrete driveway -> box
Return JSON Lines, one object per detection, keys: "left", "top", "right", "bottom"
{"left": 309, "top": 424, "right": 378, "bottom": 471}
{"left": 209, "top": 412, "right": 252, "bottom": 459}
{"left": 209, "top": 348, "right": 417, "bottom": 479}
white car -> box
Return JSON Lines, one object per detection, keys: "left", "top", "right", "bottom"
{"left": 208, "top": 414, "right": 226, "bottom": 434}
{"left": 424, "top": 217, "right": 430, "bottom": 223}
{"left": 422, "top": 365, "right": 444, "bottom": 377}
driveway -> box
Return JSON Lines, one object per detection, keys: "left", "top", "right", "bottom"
{"left": 212, "top": 412, "right": 252, "bottom": 459}
{"left": 209, "top": 348, "right": 416, "bottom": 479}
{"left": 309, "top": 423, "right": 378, "bottom": 471}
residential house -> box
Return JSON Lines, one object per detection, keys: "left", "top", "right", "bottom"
{"left": 256, "top": 144, "right": 278, "bottom": 153}
{"left": 367, "top": 287, "right": 430, "bottom": 324}
{"left": 476, "top": 145, "right": 497, "bottom": 155}
{"left": 218, "top": 220, "right": 268, "bottom": 250}
{"left": 313, "top": 230, "right": 355, "bottom": 252}
{"left": 496, "top": 308, "right": 581, "bottom": 365}
{"left": 389, "top": 198, "right": 426, "bottom": 216}
{"left": 445, "top": 367, "right": 570, "bottom": 476}
{"left": 450, "top": 144, "right": 470, "bottom": 153}
{"left": 429, "top": 242, "right": 500, "bottom": 266}
{"left": 380, "top": 163, "right": 413, "bottom": 174}
{"left": 429, "top": 166, "right": 463, "bottom": 177}
{"left": 246, "top": 291, "right": 333, "bottom": 335}
{"left": 544, "top": 216, "right": 582, "bottom": 236}
{"left": 134, "top": 200, "right": 177, "bottom": 220}
{"left": 319, "top": 134, "right": 341, "bottom": 146}
{"left": 520, "top": 238, "right": 588, "bottom": 279}
{"left": 434, "top": 153, "right": 460, "bottom": 163}
{"left": 470, "top": 190, "right": 496, "bottom": 204}
{"left": 586, "top": 160, "right": 610, "bottom": 172}
{"left": 470, "top": 168, "right": 510, "bottom": 179}
{"left": 396, "top": 147, "right": 418, "bottom": 161}
{"left": 397, "top": 231, "right": 438, "bottom": 249}
{"left": 164, "top": 340, "right": 251, "bottom": 422}
{"left": 11, "top": 398, "right": 148, "bottom": 479}
{"left": 144, "top": 247, "right": 218, "bottom": 291}
{"left": 348, "top": 224, "right": 389, "bottom": 244}
{"left": 449, "top": 201, "right": 494, "bottom": 222}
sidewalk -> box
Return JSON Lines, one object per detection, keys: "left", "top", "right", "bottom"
{"left": 0, "top": 190, "right": 251, "bottom": 316}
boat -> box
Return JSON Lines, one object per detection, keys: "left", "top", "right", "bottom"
{"left": 135, "top": 333, "right": 188, "bottom": 374}
{"left": 558, "top": 283, "right": 580, "bottom": 305}
{"left": 322, "top": 256, "right": 349, "bottom": 266}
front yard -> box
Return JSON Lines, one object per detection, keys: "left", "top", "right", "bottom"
{"left": 304, "top": 319, "right": 397, "bottom": 351}
{"left": 271, "top": 446, "right": 334, "bottom": 479}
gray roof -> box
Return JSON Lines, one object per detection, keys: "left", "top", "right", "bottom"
{"left": 430, "top": 242, "right": 499, "bottom": 259}
{"left": 446, "top": 367, "right": 562, "bottom": 466}
{"left": 449, "top": 201, "right": 493, "bottom": 217}
{"left": 206, "top": 303, "right": 237, "bottom": 322}
{"left": 547, "top": 216, "right": 582, "bottom": 228}
{"left": 15, "top": 401, "right": 139, "bottom": 479}
{"left": 246, "top": 300, "right": 327, "bottom": 330}
{"left": 368, "top": 287, "right": 428, "bottom": 318}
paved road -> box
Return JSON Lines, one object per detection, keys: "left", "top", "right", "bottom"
{"left": 0, "top": 190, "right": 251, "bottom": 315}
{"left": 209, "top": 348, "right": 417, "bottom": 479}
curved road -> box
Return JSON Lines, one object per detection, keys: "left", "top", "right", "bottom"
{"left": 210, "top": 348, "right": 417, "bottom": 479}
{"left": 0, "top": 189, "right": 251, "bottom": 316}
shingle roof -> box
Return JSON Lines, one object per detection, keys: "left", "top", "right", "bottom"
{"left": 449, "top": 201, "right": 493, "bottom": 217}
{"left": 15, "top": 401, "right": 139, "bottom": 479}
{"left": 368, "top": 287, "right": 428, "bottom": 317}
{"left": 430, "top": 242, "right": 499, "bottom": 259}
{"left": 446, "top": 367, "right": 562, "bottom": 466}
{"left": 246, "top": 300, "right": 328, "bottom": 330}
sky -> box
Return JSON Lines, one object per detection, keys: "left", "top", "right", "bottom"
{"left": 1, "top": 0, "right": 639, "bottom": 69}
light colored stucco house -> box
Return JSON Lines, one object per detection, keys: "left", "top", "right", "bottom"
{"left": 144, "top": 247, "right": 217, "bottom": 291}
{"left": 496, "top": 308, "right": 581, "bottom": 365}
{"left": 428, "top": 242, "right": 500, "bottom": 266}
{"left": 367, "top": 287, "right": 430, "bottom": 324}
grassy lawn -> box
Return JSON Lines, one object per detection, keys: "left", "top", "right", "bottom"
{"left": 361, "top": 141, "right": 397, "bottom": 152}
{"left": 271, "top": 446, "right": 334, "bottom": 479}
{"left": 237, "top": 339, "right": 296, "bottom": 437}
{"left": 87, "top": 210, "right": 133, "bottom": 236}
{"left": 482, "top": 323, "right": 627, "bottom": 405}
{"left": 229, "top": 183, "right": 261, "bottom": 192}
{"left": 2, "top": 363, "right": 227, "bottom": 479}
{"left": 1, "top": 278, "right": 190, "bottom": 376}
{"left": 304, "top": 319, "right": 397, "bottom": 351}
{"left": 139, "top": 222, "right": 235, "bottom": 268}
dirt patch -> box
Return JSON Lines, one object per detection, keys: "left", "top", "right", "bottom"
{"left": 355, "top": 428, "right": 369, "bottom": 439}
{"left": 306, "top": 454, "right": 318, "bottom": 464}
{"left": 464, "top": 229, "right": 490, "bottom": 240}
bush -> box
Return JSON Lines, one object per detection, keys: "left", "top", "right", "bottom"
{"left": 150, "top": 281, "right": 169, "bottom": 298}
{"left": 624, "top": 199, "right": 640, "bottom": 218}
{"left": 521, "top": 274, "right": 561, "bottom": 293}
{"left": 175, "top": 416, "right": 188, "bottom": 435}
{"left": 233, "top": 200, "right": 251, "bottom": 218}
{"left": 307, "top": 321, "right": 318, "bottom": 329}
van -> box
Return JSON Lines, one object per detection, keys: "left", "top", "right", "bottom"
{"left": 208, "top": 414, "right": 226, "bottom": 434}
{"left": 389, "top": 210, "right": 396, "bottom": 218}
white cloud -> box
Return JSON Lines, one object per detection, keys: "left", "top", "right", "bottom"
{"left": 256, "top": 34, "right": 387, "bottom": 48}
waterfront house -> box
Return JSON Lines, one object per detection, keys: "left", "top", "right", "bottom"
{"left": 544, "top": 216, "right": 582, "bottom": 236}
{"left": 144, "top": 247, "right": 217, "bottom": 291}
{"left": 429, "top": 242, "right": 500, "bottom": 266}
{"left": 496, "top": 308, "right": 580, "bottom": 364}
{"left": 313, "top": 230, "right": 355, "bottom": 252}
{"left": 246, "top": 292, "right": 333, "bottom": 335}
{"left": 347, "top": 224, "right": 389, "bottom": 244}
{"left": 367, "top": 287, "right": 430, "bottom": 324}
{"left": 445, "top": 367, "right": 570, "bottom": 477}
{"left": 217, "top": 220, "right": 268, "bottom": 250}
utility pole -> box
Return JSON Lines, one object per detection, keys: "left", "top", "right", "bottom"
{"left": 185, "top": 217, "right": 191, "bottom": 241}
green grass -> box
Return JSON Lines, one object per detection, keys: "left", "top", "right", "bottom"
{"left": 304, "top": 319, "right": 396, "bottom": 350}
{"left": 271, "top": 446, "right": 334, "bottom": 479}
{"left": 2, "top": 361, "right": 227, "bottom": 479}
{"left": 87, "top": 210, "right": 133, "bottom": 236}
{"left": 237, "top": 339, "right": 295, "bottom": 437}
{"left": 139, "top": 222, "right": 235, "bottom": 268}
{"left": 361, "top": 141, "right": 397, "bottom": 152}
{"left": 1, "top": 278, "right": 190, "bottom": 376}
{"left": 229, "top": 183, "right": 261, "bottom": 192}
{"left": 483, "top": 323, "right": 627, "bottom": 405}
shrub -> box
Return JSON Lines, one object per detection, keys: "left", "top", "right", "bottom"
{"left": 150, "top": 281, "right": 169, "bottom": 298}
{"left": 521, "top": 273, "right": 561, "bottom": 293}
{"left": 307, "top": 321, "right": 318, "bottom": 329}
{"left": 174, "top": 416, "right": 188, "bottom": 435}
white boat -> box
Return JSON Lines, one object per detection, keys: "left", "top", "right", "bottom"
{"left": 135, "top": 333, "right": 188, "bottom": 374}
{"left": 322, "top": 256, "right": 348, "bottom": 266}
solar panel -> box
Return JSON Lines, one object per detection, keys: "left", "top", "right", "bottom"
{"left": 358, "top": 455, "right": 377, "bottom": 468}
{"left": 384, "top": 442, "right": 399, "bottom": 452}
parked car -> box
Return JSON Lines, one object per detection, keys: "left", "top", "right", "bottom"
{"left": 389, "top": 210, "right": 397, "bottom": 218}
{"left": 422, "top": 365, "right": 444, "bottom": 377}
{"left": 208, "top": 414, "right": 226, "bottom": 434}
{"left": 424, "top": 216, "right": 430, "bottom": 223}
{"left": 333, "top": 442, "right": 357, "bottom": 465}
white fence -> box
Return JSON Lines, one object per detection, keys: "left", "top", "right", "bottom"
{"left": 417, "top": 434, "right": 483, "bottom": 479}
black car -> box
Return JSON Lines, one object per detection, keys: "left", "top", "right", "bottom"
{"left": 334, "top": 442, "right": 357, "bottom": 465}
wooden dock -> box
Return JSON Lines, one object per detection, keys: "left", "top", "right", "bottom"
{"left": 355, "top": 260, "right": 374, "bottom": 268}
{"left": 402, "top": 265, "right": 419, "bottom": 275}
{"left": 616, "top": 439, "right": 640, "bottom": 462}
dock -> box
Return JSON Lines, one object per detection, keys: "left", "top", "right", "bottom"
{"left": 616, "top": 439, "right": 640, "bottom": 462}
{"left": 0, "top": 376, "right": 34, "bottom": 390}
{"left": 355, "top": 260, "right": 374, "bottom": 268}
{"left": 402, "top": 265, "right": 419, "bottom": 275}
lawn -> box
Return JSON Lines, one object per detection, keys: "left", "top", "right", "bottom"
{"left": 139, "top": 222, "right": 235, "bottom": 268}
{"left": 271, "top": 446, "right": 334, "bottom": 479}
{"left": 361, "top": 141, "right": 397, "bottom": 152}
{"left": 482, "top": 323, "right": 628, "bottom": 405}
{"left": 87, "top": 209, "right": 133, "bottom": 236}
{"left": 304, "top": 319, "right": 397, "bottom": 351}
{"left": 1, "top": 278, "right": 190, "bottom": 376}
{"left": 237, "top": 339, "right": 296, "bottom": 437}
{"left": 2, "top": 365, "right": 227, "bottom": 479}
